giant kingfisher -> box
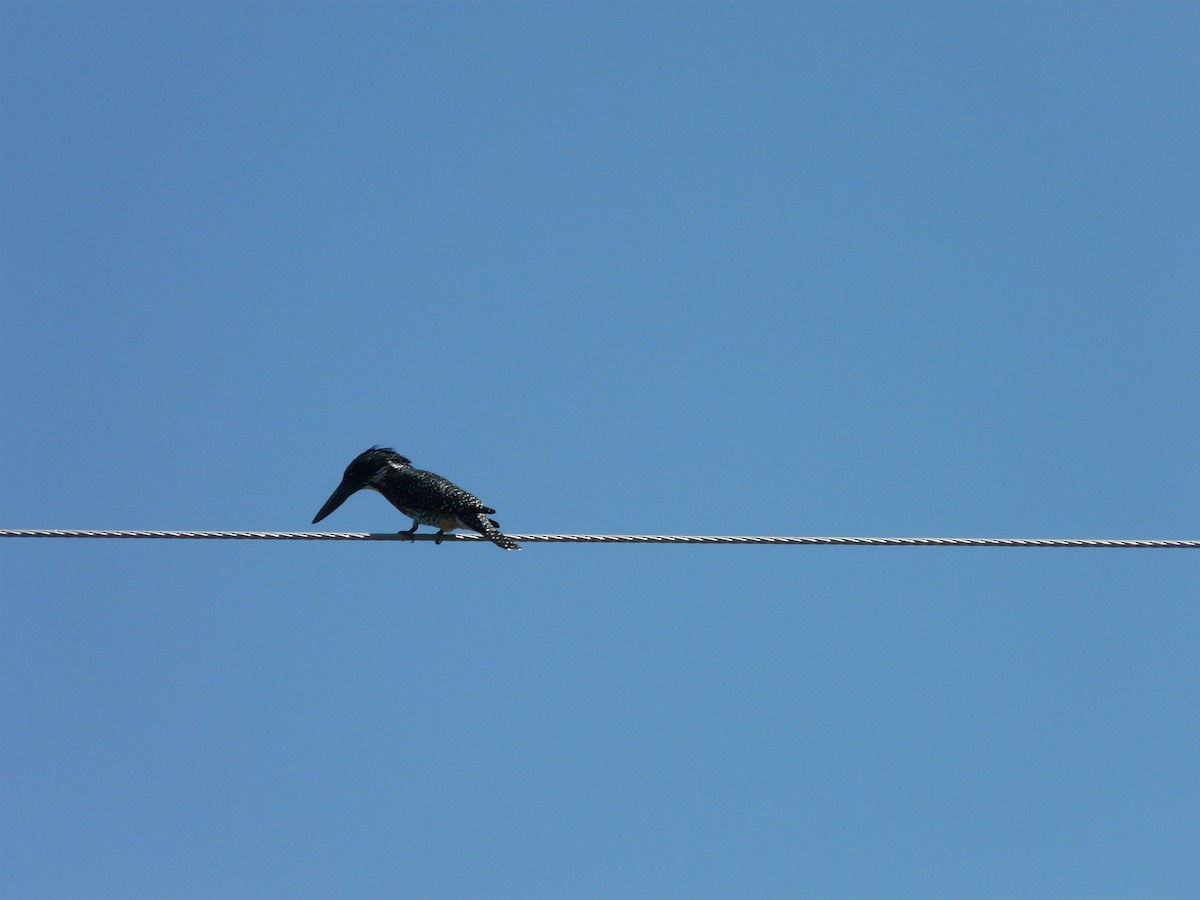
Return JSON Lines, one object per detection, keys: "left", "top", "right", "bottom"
{"left": 312, "top": 447, "right": 521, "bottom": 550}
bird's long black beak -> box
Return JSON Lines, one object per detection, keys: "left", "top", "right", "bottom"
{"left": 312, "top": 478, "right": 360, "bottom": 524}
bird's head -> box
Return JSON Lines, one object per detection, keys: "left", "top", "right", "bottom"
{"left": 312, "top": 447, "right": 411, "bottom": 524}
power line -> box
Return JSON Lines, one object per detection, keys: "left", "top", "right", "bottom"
{"left": 1, "top": 529, "right": 1197, "bottom": 548}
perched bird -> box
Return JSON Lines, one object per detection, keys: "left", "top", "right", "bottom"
{"left": 312, "top": 447, "right": 521, "bottom": 550}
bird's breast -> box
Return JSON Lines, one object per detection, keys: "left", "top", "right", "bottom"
{"left": 392, "top": 502, "right": 461, "bottom": 531}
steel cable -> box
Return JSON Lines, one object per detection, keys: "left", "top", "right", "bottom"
{"left": 1, "top": 529, "right": 1197, "bottom": 548}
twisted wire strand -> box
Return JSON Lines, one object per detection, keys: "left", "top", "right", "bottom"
{"left": 1, "top": 529, "right": 1197, "bottom": 548}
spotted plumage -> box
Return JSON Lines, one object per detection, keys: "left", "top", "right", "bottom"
{"left": 312, "top": 447, "right": 520, "bottom": 550}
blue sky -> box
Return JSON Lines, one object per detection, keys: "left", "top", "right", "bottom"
{"left": 2, "top": 3, "right": 1197, "bottom": 897}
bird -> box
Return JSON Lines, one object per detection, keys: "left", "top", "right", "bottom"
{"left": 312, "top": 447, "right": 521, "bottom": 550}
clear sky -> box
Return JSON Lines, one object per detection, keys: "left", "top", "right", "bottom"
{"left": 2, "top": 3, "right": 1197, "bottom": 897}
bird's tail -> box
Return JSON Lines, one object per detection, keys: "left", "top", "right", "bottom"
{"left": 463, "top": 512, "right": 522, "bottom": 550}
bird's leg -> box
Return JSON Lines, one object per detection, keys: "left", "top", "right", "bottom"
{"left": 399, "top": 520, "right": 419, "bottom": 542}
{"left": 434, "top": 529, "right": 446, "bottom": 545}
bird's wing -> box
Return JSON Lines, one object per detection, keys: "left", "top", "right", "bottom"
{"left": 407, "top": 469, "right": 495, "bottom": 513}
